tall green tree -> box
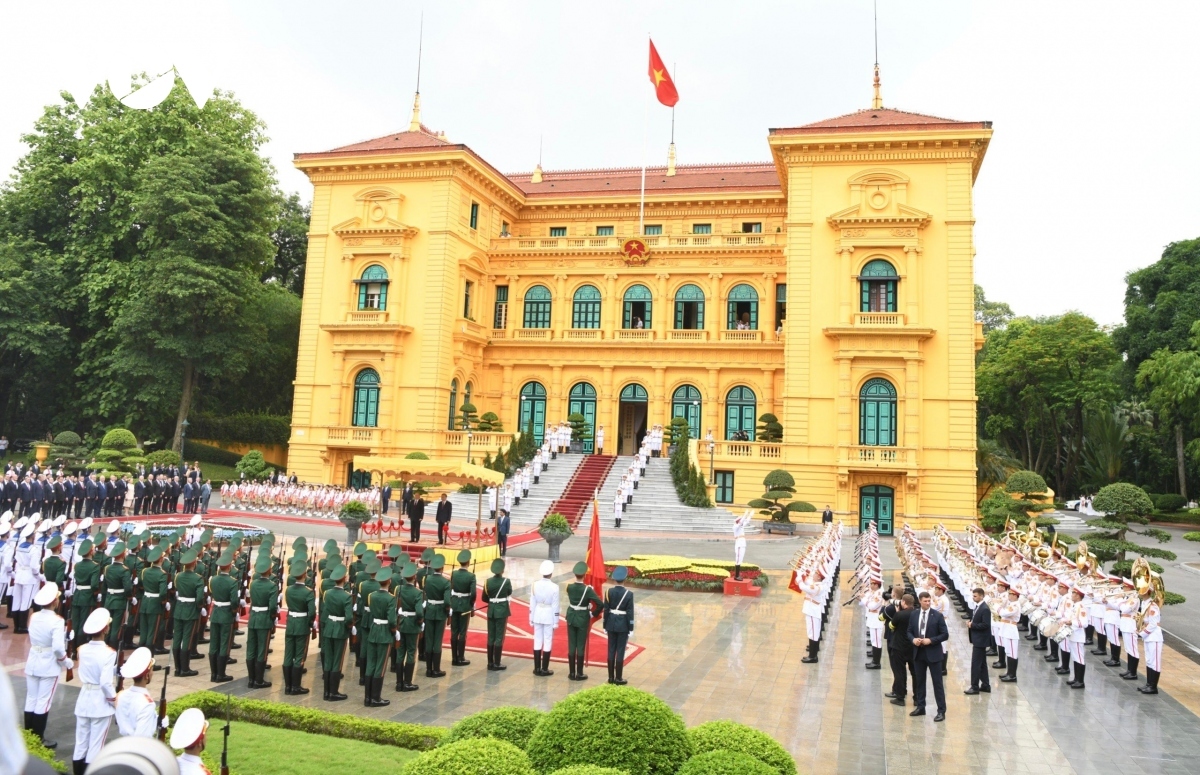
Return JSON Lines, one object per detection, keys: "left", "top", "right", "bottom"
{"left": 1136, "top": 335, "right": 1200, "bottom": 500}
{"left": 264, "top": 191, "right": 310, "bottom": 295}
{"left": 974, "top": 284, "right": 1015, "bottom": 334}
{"left": 1113, "top": 238, "right": 1200, "bottom": 372}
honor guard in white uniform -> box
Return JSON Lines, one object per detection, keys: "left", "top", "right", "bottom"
{"left": 997, "top": 582, "right": 1021, "bottom": 682}
{"left": 528, "top": 560, "right": 560, "bottom": 677}
{"left": 170, "top": 707, "right": 210, "bottom": 775}
{"left": 1065, "top": 585, "right": 1089, "bottom": 689}
{"left": 12, "top": 521, "right": 40, "bottom": 632}
{"left": 25, "top": 581, "right": 73, "bottom": 749}
{"left": 732, "top": 510, "right": 752, "bottom": 580}
{"left": 115, "top": 647, "right": 159, "bottom": 738}
{"left": 0, "top": 521, "right": 14, "bottom": 623}
{"left": 73, "top": 608, "right": 117, "bottom": 771}
{"left": 487, "top": 486, "right": 498, "bottom": 520}
{"left": 862, "top": 577, "right": 886, "bottom": 669}
{"left": 595, "top": 425, "right": 605, "bottom": 455}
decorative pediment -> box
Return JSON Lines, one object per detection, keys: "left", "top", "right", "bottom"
{"left": 827, "top": 202, "right": 931, "bottom": 229}
{"left": 332, "top": 215, "right": 419, "bottom": 238}
{"left": 827, "top": 167, "right": 931, "bottom": 230}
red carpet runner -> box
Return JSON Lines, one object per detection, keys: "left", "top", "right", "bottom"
{"left": 546, "top": 455, "right": 615, "bottom": 529}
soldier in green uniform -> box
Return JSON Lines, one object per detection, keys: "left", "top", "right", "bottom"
{"left": 284, "top": 559, "right": 316, "bottom": 695}
{"left": 565, "top": 561, "right": 603, "bottom": 681}
{"left": 42, "top": 535, "right": 67, "bottom": 589}
{"left": 386, "top": 546, "right": 406, "bottom": 676}
{"left": 320, "top": 564, "right": 351, "bottom": 702}
{"left": 483, "top": 558, "right": 512, "bottom": 671}
{"left": 364, "top": 568, "right": 396, "bottom": 707}
{"left": 603, "top": 565, "right": 635, "bottom": 686}
{"left": 349, "top": 542, "right": 367, "bottom": 589}
{"left": 246, "top": 555, "right": 278, "bottom": 689}
{"left": 396, "top": 563, "right": 425, "bottom": 691}
{"left": 138, "top": 545, "right": 169, "bottom": 655}
{"left": 102, "top": 542, "right": 132, "bottom": 650}
{"left": 172, "top": 548, "right": 203, "bottom": 677}
{"left": 448, "top": 550, "right": 476, "bottom": 667}
{"left": 193, "top": 529, "right": 214, "bottom": 649}
{"left": 70, "top": 540, "right": 101, "bottom": 653}
{"left": 119, "top": 536, "right": 144, "bottom": 650}
{"left": 415, "top": 548, "right": 433, "bottom": 662}
{"left": 355, "top": 554, "right": 381, "bottom": 686}
{"left": 207, "top": 550, "right": 239, "bottom": 683}
{"left": 422, "top": 555, "right": 450, "bottom": 678}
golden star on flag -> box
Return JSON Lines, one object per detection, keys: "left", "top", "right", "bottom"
{"left": 653, "top": 69, "right": 666, "bottom": 86}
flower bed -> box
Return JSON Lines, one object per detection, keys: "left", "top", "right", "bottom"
{"left": 605, "top": 555, "right": 769, "bottom": 591}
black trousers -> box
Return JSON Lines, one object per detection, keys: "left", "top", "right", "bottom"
{"left": 912, "top": 654, "right": 946, "bottom": 713}
{"left": 970, "top": 645, "right": 990, "bottom": 690}
{"left": 888, "top": 648, "right": 909, "bottom": 698}
{"left": 437, "top": 522, "right": 448, "bottom": 544}
{"left": 410, "top": 519, "right": 422, "bottom": 542}
{"left": 607, "top": 630, "right": 628, "bottom": 665}
{"left": 498, "top": 533, "right": 508, "bottom": 556}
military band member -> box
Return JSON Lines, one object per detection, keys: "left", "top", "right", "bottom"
{"left": 997, "top": 584, "right": 1021, "bottom": 682}
{"left": 448, "top": 550, "right": 476, "bottom": 666}
{"left": 396, "top": 563, "right": 425, "bottom": 690}
{"left": 1139, "top": 580, "right": 1164, "bottom": 695}
{"left": 73, "top": 608, "right": 117, "bottom": 772}
{"left": 115, "top": 646, "right": 158, "bottom": 740}
{"left": 246, "top": 555, "right": 278, "bottom": 689}
{"left": 565, "top": 561, "right": 602, "bottom": 681}
{"left": 172, "top": 549, "right": 202, "bottom": 678}
{"left": 364, "top": 568, "right": 396, "bottom": 707}
{"left": 423, "top": 555, "right": 450, "bottom": 677}
{"left": 25, "top": 582, "right": 72, "bottom": 749}
{"left": 207, "top": 550, "right": 239, "bottom": 683}
{"left": 284, "top": 560, "right": 316, "bottom": 695}
{"left": 1118, "top": 581, "right": 1140, "bottom": 681}
{"left": 170, "top": 708, "right": 210, "bottom": 775}
{"left": 321, "top": 564, "right": 351, "bottom": 701}
{"left": 603, "top": 566, "right": 634, "bottom": 685}
{"left": 483, "top": 558, "right": 512, "bottom": 671}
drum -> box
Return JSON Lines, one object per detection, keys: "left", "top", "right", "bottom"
{"left": 1038, "top": 616, "right": 1061, "bottom": 638}
{"left": 1028, "top": 609, "right": 1046, "bottom": 627}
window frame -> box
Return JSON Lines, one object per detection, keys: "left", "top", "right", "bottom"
{"left": 469, "top": 202, "right": 480, "bottom": 230}
{"left": 549, "top": 226, "right": 567, "bottom": 237}
{"left": 596, "top": 226, "right": 614, "bottom": 236}
{"left": 724, "top": 386, "right": 757, "bottom": 441}
{"left": 523, "top": 285, "right": 553, "bottom": 329}
{"left": 692, "top": 223, "right": 712, "bottom": 235}
{"left": 355, "top": 265, "right": 390, "bottom": 311}
{"left": 622, "top": 284, "right": 653, "bottom": 329}
{"left": 463, "top": 280, "right": 474, "bottom": 319}
{"left": 714, "top": 471, "right": 735, "bottom": 504}
{"left": 493, "top": 285, "right": 509, "bottom": 329}
{"left": 351, "top": 369, "right": 381, "bottom": 428}
{"left": 858, "top": 378, "right": 898, "bottom": 447}
{"left": 643, "top": 224, "right": 663, "bottom": 236}
{"left": 571, "top": 284, "right": 602, "bottom": 329}
{"left": 741, "top": 222, "right": 762, "bottom": 233}
{"left": 673, "top": 283, "right": 706, "bottom": 330}
{"left": 726, "top": 283, "right": 759, "bottom": 330}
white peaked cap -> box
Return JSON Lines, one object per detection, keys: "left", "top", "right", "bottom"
{"left": 21, "top": 523, "right": 35, "bottom": 539}
{"left": 120, "top": 647, "right": 154, "bottom": 678}
{"left": 540, "top": 560, "right": 555, "bottom": 576}
{"left": 34, "top": 582, "right": 59, "bottom": 606}
{"left": 0, "top": 523, "right": 9, "bottom": 537}
{"left": 83, "top": 607, "right": 112, "bottom": 635}
{"left": 106, "top": 519, "right": 120, "bottom": 534}
{"left": 79, "top": 517, "right": 94, "bottom": 531}
{"left": 13, "top": 516, "right": 28, "bottom": 530}
{"left": 1, "top": 509, "right": 12, "bottom": 521}
{"left": 170, "top": 707, "right": 209, "bottom": 750}
{"left": 63, "top": 523, "right": 77, "bottom": 537}
{"left": 36, "top": 518, "right": 50, "bottom": 533}
{"left": 52, "top": 514, "right": 66, "bottom": 527}
{"left": 189, "top": 515, "right": 203, "bottom": 527}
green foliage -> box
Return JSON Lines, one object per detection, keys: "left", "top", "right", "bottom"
{"left": 677, "top": 751, "right": 777, "bottom": 775}
{"left": 568, "top": 412, "right": 592, "bottom": 443}
{"left": 235, "top": 449, "right": 274, "bottom": 480}
{"left": 1154, "top": 493, "right": 1188, "bottom": 513}
{"left": 340, "top": 500, "right": 371, "bottom": 526}
{"left": 975, "top": 284, "right": 1015, "bottom": 334}
{"left": 263, "top": 190, "right": 311, "bottom": 295}
{"left": 407, "top": 451, "right": 430, "bottom": 459}
{"left": 184, "top": 441, "right": 248, "bottom": 468}
{"left": 525, "top": 685, "right": 692, "bottom": 775}
{"left": 22, "top": 728, "right": 68, "bottom": 773}
{"left": 664, "top": 416, "right": 690, "bottom": 447}
{"left": 667, "top": 428, "right": 711, "bottom": 508}
{"left": 95, "top": 448, "right": 125, "bottom": 463}
{"left": 686, "top": 721, "right": 795, "bottom": 775}
{"left": 191, "top": 413, "right": 291, "bottom": 445}
{"left": 540, "top": 513, "right": 572, "bottom": 536}
{"left": 1115, "top": 238, "right": 1200, "bottom": 371}
{"left": 122, "top": 455, "right": 148, "bottom": 468}
{"left": 146, "top": 449, "right": 182, "bottom": 466}
{"left": 1005, "top": 470, "right": 1048, "bottom": 497}
{"left": 1184, "top": 532, "right": 1200, "bottom": 542}
{"left": 441, "top": 707, "right": 546, "bottom": 751}
{"left": 101, "top": 428, "right": 138, "bottom": 450}
{"left": 405, "top": 738, "right": 534, "bottom": 775}
{"left": 460, "top": 402, "right": 481, "bottom": 432}
{"left": 756, "top": 413, "right": 782, "bottom": 443}
{"left": 549, "top": 767, "right": 628, "bottom": 775}
{"left": 1092, "top": 483, "right": 1154, "bottom": 518}
{"left": 1164, "top": 591, "right": 1187, "bottom": 605}
{"left": 52, "top": 430, "right": 81, "bottom": 447}
{"left": 1080, "top": 410, "right": 1133, "bottom": 491}
{"left": 1109, "top": 559, "right": 1164, "bottom": 577}
{"left": 217, "top": 721, "right": 416, "bottom": 775}
{"left": 479, "top": 412, "right": 502, "bottom": 432}
{"left": 1088, "top": 484, "right": 1177, "bottom": 563}
{"left": 750, "top": 469, "right": 808, "bottom": 523}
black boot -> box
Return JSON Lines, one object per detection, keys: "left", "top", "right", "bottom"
{"left": 1000, "top": 657, "right": 1018, "bottom": 682}
{"left": 567, "top": 653, "right": 576, "bottom": 680}
{"left": 215, "top": 656, "right": 233, "bottom": 683}
{"left": 329, "top": 671, "right": 347, "bottom": 701}
{"left": 404, "top": 663, "right": 419, "bottom": 692}
{"left": 734, "top": 564, "right": 741, "bottom": 581}
{"left": 1084, "top": 625, "right": 1094, "bottom": 647}
{"left": 455, "top": 639, "right": 470, "bottom": 666}
{"left": 992, "top": 647, "right": 1006, "bottom": 670}
{"left": 866, "top": 647, "right": 882, "bottom": 669}
{"left": 493, "top": 644, "right": 506, "bottom": 670}
{"left": 431, "top": 653, "right": 445, "bottom": 678}
{"left": 1105, "top": 642, "right": 1121, "bottom": 667}
{"left": 1122, "top": 656, "right": 1139, "bottom": 680}
{"left": 322, "top": 671, "right": 330, "bottom": 701}
{"left": 396, "top": 662, "right": 407, "bottom": 692}
{"left": 1056, "top": 650, "right": 1071, "bottom": 675}
{"left": 370, "top": 676, "right": 390, "bottom": 707}
{"left": 292, "top": 665, "right": 309, "bottom": 694}
{"left": 1069, "top": 663, "right": 1085, "bottom": 689}
{"left": 541, "top": 650, "right": 554, "bottom": 677}
{"left": 614, "top": 661, "right": 627, "bottom": 686}
{"left": 359, "top": 660, "right": 367, "bottom": 686}
{"left": 35, "top": 713, "right": 56, "bottom": 748}
{"left": 258, "top": 661, "right": 272, "bottom": 689}
{"left": 1092, "top": 633, "right": 1108, "bottom": 656}
{"left": 1139, "top": 668, "right": 1160, "bottom": 694}
{"left": 802, "top": 640, "right": 818, "bottom": 664}
{"left": 533, "top": 650, "right": 544, "bottom": 676}
{"left": 177, "top": 649, "right": 198, "bottom": 678}
{"left": 607, "top": 660, "right": 615, "bottom": 684}
{"left": 73, "top": 759, "right": 87, "bottom": 775}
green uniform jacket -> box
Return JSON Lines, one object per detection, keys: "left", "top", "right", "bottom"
{"left": 248, "top": 577, "right": 279, "bottom": 628}
{"left": 366, "top": 590, "right": 396, "bottom": 644}
{"left": 102, "top": 563, "right": 133, "bottom": 608}
{"left": 124, "top": 555, "right": 142, "bottom": 585}
{"left": 139, "top": 566, "right": 168, "bottom": 614}
{"left": 423, "top": 574, "right": 450, "bottom": 622}
{"left": 285, "top": 582, "right": 316, "bottom": 637}
{"left": 72, "top": 560, "right": 101, "bottom": 609}
{"left": 397, "top": 583, "right": 425, "bottom": 634}
{"left": 321, "top": 587, "right": 351, "bottom": 640}
{"left": 208, "top": 573, "right": 239, "bottom": 625}
{"left": 42, "top": 555, "right": 67, "bottom": 586}
{"left": 565, "top": 582, "right": 603, "bottom": 628}
{"left": 449, "top": 569, "right": 477, "bottom": 614}
{"left": 174, "top": 571, "right": 203, "bottom": 622}
{"left": 415, "top": 567, "right": 429, "bottom": 591}
{"left": 483, "top": 576, "right": 512, "bottom": 619}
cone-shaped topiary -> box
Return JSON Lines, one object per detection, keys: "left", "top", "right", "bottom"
{"left": 677, "top": 751, "right": 777, "bottom": 775}
{"left": 686, "top": 721, "right": 796, "bottom": 775}
{"left": 404, "top": 737, "right": 534, "bottom": 775}
{"left": 550, "top": 767, "right": 628, "bottom": 775}
{"left": 441, "top": 707, "right": 546, "bottom": 751}
{"left": 525, "top": 685, "right": 692, "bottom": 775}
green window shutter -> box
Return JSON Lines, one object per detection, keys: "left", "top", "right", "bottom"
{"left": 886, "top": 280, "right": 896, "bottom": 312}
{"left": 378, "top": 283, "right": 387, "bottom": 311}
{"left": 359, "top": 284, "right": 368, "bottom": 310}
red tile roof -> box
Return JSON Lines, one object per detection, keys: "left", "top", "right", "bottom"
{"left": 508, "top": 162, "right": 781, "bottom": 197}
{"left": 771, "top": 107, "right": 991, "bottom": 136}
{"left": 295, "top": 126, "right": 450, "bottom": 158}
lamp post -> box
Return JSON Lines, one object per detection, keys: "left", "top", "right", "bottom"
{"left": 691, "top": 400, "right": 700, "bottom": 440}
{"left": 708, "top": 436, "right": 716, "bottom": 485}
{"left": 466, "top": 430, "right": 473, "bottom": 464}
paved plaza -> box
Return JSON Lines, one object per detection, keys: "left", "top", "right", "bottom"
{"left": 7, "top": 530, "right": 1200, "bottom": 774}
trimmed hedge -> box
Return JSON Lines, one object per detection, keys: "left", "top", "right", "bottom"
{"left": 52, "top": 431, "right": 81, "bottom": 447}
{"left": 146, "top": 449, "right": 182, "bottom": 466}
{"left": 191, "top": 413, "right": 292, "bottom": 445}
{"left": 526, "top": 685, "right": 691, "bottom": 775}
{"left": 166, "top": 691, "right": 444, "bottom": 750}
{"left": 101, "top": 428, "right": 138, "bottom": 450}
{"left": 183, "top": 439, "right": 243, "bottom": 467}
{"left": 1153, "top": 493, "right": 1188, "bottom": 513}
{"left": 550, "top": 768, "right": 628, "bottom": 775}
{"left": 22, "top": 729, "right": 68, "bottom": 773}
{"left": 686, "top": 721, "right": 795, "bottom": 775}
{"left": 404, "top": 738, "right": 534, "bottom": 775}
{"left": 677, "top": 751, "right": 777, "bottom": 775}
{"left": 442, "top": 707, "right": 545, "bottom": 751}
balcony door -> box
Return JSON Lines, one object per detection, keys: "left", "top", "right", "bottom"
{"left": 860, "top": 485, "right": 894, "bottom": 535}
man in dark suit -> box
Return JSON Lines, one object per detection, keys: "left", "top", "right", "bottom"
{"left": 821, "top": 505, "right": 833, "bottom": 524}
{"left": 965, "top": 587, "right": 992, "bottom": 695}
{"left": 497, "top": 509, "right": 510, "bottom": 556}
{"left": 907, "top": 591, "right": 949, "bottom": 721}
{"left": 408, "top": 494, "right": 426, "bottom": 542}
{"left": 435, "top": 494, "right": 453, "bottom": 545}
{"left": 885, "top": 591, "right": 915, "bottom": 705}
{"left": 401, "top": 484, "right": 414, "bottom": 517}
{"left": 381, "top": 482, "right": 392, "bottom": 515}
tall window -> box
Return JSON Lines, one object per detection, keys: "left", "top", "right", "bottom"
{"left": 463, "top": 280, "right": 474, "bottom": 319}
{"left": 623, "top": 284, "right": 653, "bottom": 329}
{"left": 692, "top": 223, "right": 712, "bottom": 235}
{"left": 671, "top": 385, "right": 702, "bottom": 439}
{"left": 550, "top": 226, "right": 567, "bottom": 237}
{"left": 726, "top": 284, "right": 759, "bottom": 330}
{"left": 493, "top": 285, "right": 509, "bottom": 329}
{"left": 500, "top": 220, "right": 510, "bottom": 236}
{"left": 596, "top": 226, "right": 614, "bottom": 236}
{"left": 860, "top": 259, "right": 898, "bottom": 313}
{"left": 520, "top": 382, "right": 547, "bottom": 443}
{"left": 568, "top": 383, "right": 597, "bottom": 453}
{"left": 775, "top": 283, "right": 787, "bottom": 330}
{"left": 643, "top": 224, "right": 662, "bottom": 236}
{"left": 572, "top": 285, "right": 601, "bottom": 329}
{"left": 523, "top": 285, "right": 552, "bottom": 328}
{"left": 674, "top": 284, "right": 705, "bottom": 329}
{"left": 859, "top": 378, "right": 897, "bottom": 446}
{"left": 469, "top": 202, "right": 479, "bottom": 230}
{"left": 715, "top": 471, "right": 735, "bottom": 504}
{"left": 725, "top": 386, "right": 757, "bottom": 440}
{"left": 356, "top": 265, "right": 389, "bottom": 311}
{"left": 448, "top": 379, "right": 459, "bottom": 430}
{"left": 352, "top": 369, "right": 380, "bottom": 427}
{"left": 742, "top": 222, "right": 762, "bottom": 233}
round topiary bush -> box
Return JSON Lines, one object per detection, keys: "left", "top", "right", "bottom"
{"left": 686, "top": 721, "right": 796, "bottom": 775}
{"left": 1004, "top": 470, "right": 1047, "bottom": 496}
{"left": 442, "top": 707, "right": 545, "bottom": 751}
{"left": 52, "top": 431, "right": 81, "bottom": 448}
{"left": 550, "top": 767, "right": 628, "bottom": 775}
{"left": 525, "top": 685, "right": 691, "bottom": 775}
{"left": 101, "top": 428, "right": 137, "bottom": 450}
{"left": 404, "top": 737, "right": 534, "bottom": 775}
{"left": 146, "top": 450, "right": 182, "bottom": 466}
{"left": 677, "top": 751, "right": 777, "bottom": 775}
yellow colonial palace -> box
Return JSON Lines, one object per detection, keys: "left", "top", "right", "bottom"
{"left": 286, "top": 91, "right": 992, "bottom": 531}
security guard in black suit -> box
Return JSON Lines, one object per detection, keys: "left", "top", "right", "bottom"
{"left": 603, "top": 566, "right": 635, "bottom": 685}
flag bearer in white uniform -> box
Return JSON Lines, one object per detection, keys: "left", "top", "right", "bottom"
{"left": 115, "top": 647, "right": 159, "bottom": 738}
{"left": 862, "top": 576, "right": 885, "bottom": 670}
{"left": 73, "top": 608, "right": 117, "bottom": 773}
{"left": 25, "top": 581, "right": 73, "bottom": 749}
{"left": 170, "top": 707, "right": 210, "bottom": 775}
{"left": 529, "top": 560, "right": 560, "bottom": 677}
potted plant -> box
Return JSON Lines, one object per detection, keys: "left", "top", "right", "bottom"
{"left": 567, "top": 412, "right": 590, "bottom": 454}
{"left": 748, "top": 469, "right": 814, "bottom": 535}
{"left": 339, "top": 500, "right": 371, "bottom": 544}
{"left": 538, "top": 513, "right": 573, "bottom": 562}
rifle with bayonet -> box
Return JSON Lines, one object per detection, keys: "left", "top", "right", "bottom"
{"left": 154, "top": 664, "right": 170, "bottom": 742}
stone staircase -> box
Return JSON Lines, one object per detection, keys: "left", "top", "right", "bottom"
{"left": 547, "top": 455, "right": 617, "bottom": 530}
{"left": 444, "top": 453, "right": 585, "bottom": 528}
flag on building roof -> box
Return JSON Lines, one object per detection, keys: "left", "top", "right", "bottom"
{"left": 648, "top": 39, "right": 678, "bottom": 107}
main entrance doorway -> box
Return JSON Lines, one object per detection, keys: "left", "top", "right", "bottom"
{"left": 859, "top": 485, "right": 894, "bottom": 535}
{"left": 519, "top": 382, "right": 547, "bottom": 444}
{"left": 568, "top": 382, "right": 597, "bottom": 453}
{"left": 617, "top": 383, "right": 648, "bottom": 455}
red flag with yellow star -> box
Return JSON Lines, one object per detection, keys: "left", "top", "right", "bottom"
{"left": 647, "top": 39, "right": 678, "bottom": 107}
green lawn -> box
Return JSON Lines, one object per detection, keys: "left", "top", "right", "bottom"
{"left": 208, "top": 721, "right": 420, "bottom": 775}
{"left": 200, "top": 461, "right": 241, "bottom": 483}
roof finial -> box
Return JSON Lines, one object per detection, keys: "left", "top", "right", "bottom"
{"left": 872, "top": 0, "right": 882, "bottom": 109}
{"left": 531, "top": 134, "right": 543, "bottom": 183}
{"left": 409, "top": 11, "right": 424, "bottom": 132}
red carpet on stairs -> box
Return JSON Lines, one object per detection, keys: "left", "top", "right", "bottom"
{"left": 546, "top": 455, "right": 615, "bottom": 529}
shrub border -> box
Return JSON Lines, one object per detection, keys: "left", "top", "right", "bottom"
{"left": 23, "top": 729, "right": 68, "bottom": 773}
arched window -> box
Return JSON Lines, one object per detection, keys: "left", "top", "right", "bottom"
{"left": 523, "top": 285, "right": 552, "bottom": 328}
{"left": 568, "top": 382, "right": 597, "bottom": 453}
{"left": 726, "top": 284, "right": 758, "bottom": 330}
{"left": 571, "top": 285, "right": 601, "bottom": 329}
{"left": 859, "top": 378, "right": 897, "bottom": 446}
{"left": 860, "top": 260, "right": 898, "bottom": 313}
{"left": 674, "top": 284, "right": 705, "bottom": 330}
{"left": 352, "top": 369, "right": 380, "bottom": 427}
{"left": 671, "top": 385, "right": 702, "bottom": 439}
{"left": 623, "top": 284, "right": 653, "bottom": 329}
{"left": 619, "top": 384, "right": 648, "bottom": 402}
{"left": 725, "top": 386, "right": 757, "bottom": 441}
{"left": 519, "top": 382, "right": 547, "bottom": 443}
{"left": 448, "top": 379, "right": 459, "bottom": 430}
{"left": 356, "top": 265, "right": 389, "bottom": 311}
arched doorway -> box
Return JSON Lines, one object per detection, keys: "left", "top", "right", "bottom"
{"left": 352, "top": 368, "right": 380, "bottom": 427}
{"left": 725, "top": 386, "right": 757, "bottom": 440}
{"left": 671, "top": 385, "right": 702, "bottom": 439}
{"left": 860, "top": 485, "right": 894, "bottom": 536}
{"left": 519, "top": 382, "right": 547, "bottom": 444}
{"left": 618, "top": 383, "right": 649, "bottom": 455}
{"left": 568, "top": 382, "right": 597, "bottom": 453}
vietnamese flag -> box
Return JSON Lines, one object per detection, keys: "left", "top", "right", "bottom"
{"left": 648, "top": 39, "right": 678, "bottom": 107}
{"left": 584, "top": 499, "right": 606, "bottom": 620}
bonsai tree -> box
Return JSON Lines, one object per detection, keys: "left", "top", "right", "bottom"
{"left": 665, "top": 416, "right": 690, "bottom": 448}
{"left": 50, "top": 431, "right": 88, "bottom": 468}
{"left": 567, "top": 412, "right": 592, "bottom": 446}
{"left": 478, "top": 412, "right": 501, "bottom": 432}
{"left": 1086, "top": 482, "right": 1176, "bottom": 574}
{"left": 756, "top": 413, "right": 783, "bottom": 442}
{"left": 979, "top": 470, "right": 1059, "bottom": 533}
{"left": 235, "top": 450, "right": 274, "bottom": 480}
{"left": 404, "top": 450, "right": 439, "bottom": 495}
{"left": 98, "top": 428, "right": 141, "bottom": 473}
{"left": 458, "top": 402, "right": 480, "bottom": 432}
{"left": 748, "top": 469, "right": 812, "bottom": 523}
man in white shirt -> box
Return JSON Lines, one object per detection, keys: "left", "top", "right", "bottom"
{"left": 73, "top": 608, "right": 118, "bottom": 772}
{"left": 115, "top": 647, "right": 159, "bottom": 739}
{"left": 595, "top": 425, "right": 605, "bottom": 455}
{"left": 529, "top": 560, "right": 560, "bottom": 677}
{"left": 170, "top": 707, "right": 210, "bottom": 775}
{"left": 25, "top": 581, "right": 73, "bottom": 749}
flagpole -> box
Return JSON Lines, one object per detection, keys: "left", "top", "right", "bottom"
{"left": 639, "top": 34, "right": 649, "bottom": 237}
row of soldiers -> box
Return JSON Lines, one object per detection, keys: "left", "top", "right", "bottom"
{"left": 788, "top": 521, "right": 843, "bottom": 664}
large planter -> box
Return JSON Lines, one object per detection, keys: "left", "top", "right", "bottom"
{"left": 762, "top": 520, "right": 797, "bottom": 535}
{"left": 33, "top": 442, "right": 50, "bottom": 463}
{"left": 539, "top": 531, "right": 570, "bottom": 561}
{"left": 342, "top": 522, "right": 362, "bottom": 544}
{"left": 570, "top": 441, "right": 584, "bottom": 454}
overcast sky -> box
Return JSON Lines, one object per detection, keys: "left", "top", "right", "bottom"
{"left": 2, "top": 0, "right": 1197, "bottom": 326}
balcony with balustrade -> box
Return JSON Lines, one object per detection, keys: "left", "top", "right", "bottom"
{"left": 840, "top": 445, "right": 915, "bottom": 468}
{"left": 326, "top": 426, "right": 381, "bottom": 447}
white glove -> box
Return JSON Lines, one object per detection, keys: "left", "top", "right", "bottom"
{"left": 132, "top": 576, "right": 138, "bottom": 586}
{"left": 351, "top": 626, "right": 357, "bottom": 636}
{"left": 394, "top": 631, "right": 401, "bottom": 642}
{"left": 168, "top": 582, "right": 173, "bottom": 591}
{"left": 61, "top": 658, "right": 74, "bottom": 670}
{"left": 165, "top": 602, "right": 171, "bottom": 612}
{"left": 160, "top": 716, "right": 169, "bottom": 729}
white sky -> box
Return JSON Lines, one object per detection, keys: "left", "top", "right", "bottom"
{"left": 2, "top": 0, "right": 1197, "bottom": 326}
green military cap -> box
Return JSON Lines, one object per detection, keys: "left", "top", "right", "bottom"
{"left": 48, "top": 535, "right": 62, "bottom": 549}
{"left": 262, "top": 531, "right": 276, "bottom": 542}
{"left": 430, "top": 555, "right": 445, "bottom": 571}
{"left": 420, "top": 547, "right": 435, "bottom": 563}
{"left": 138, "top": 529, "right": 151, "bottom": 542}
{"left": 79, "top": 539, "right": 94, "bottom": 555}
{"left": 374, "top": 568, "right": 392, "bottom": 582}
{"left": 108, "top": 542, "right": 127, "bottom": 558}
{"left": 254, "top": 555, "right": 271, "bottom": 574}
{"left": 491, "top": 558, "right": 505, "bottom": 575}
{"left": 387, "top": 545, "right": 403, "bottom": 560}
{"left": 611, "top": 566, "right": 628, "bottom": 582}
{"left": 181, "top": 548, "right": 199, "bottom": 564}
{"left": 362, "top": 550, "right": 377, "bottom": 563}
{"left": 292, "top": 546, "right": 308, "bottom": 560}
{"left": 230, "top": 537, "right": 242, "bottom": 551}
{"left": 573, "top": 561, "right": 589, "bottom": 576}
{"left": 353, "top": 542, "right": 367, "bottom": 557}
{"left": 402, "top": 563, "right": 418, "bottom": 579}
{"left": 217, "top": 549, "right": 235, "bottom": 567}
{"left": 128, "top": 537, "right": 142, "bottom": 551}
{"left": 199, "top": 529, "right": 214, "bottom": 544}
{"left": 457, "top": 549, "right": 472, "bottom": 564}
{"left": 147, "top": 545, "right": 165, "bottom": 562}
{"left": 323, "top": 538, "right": 338, "bottom": 553}
{"left": 290, "top": 561, "right": 307, "bottom": 577}
{"left": 365, "top": 559, "right": 382, "bottom": 574}
{"left": 292, "top": 536, "right": 306, "bottom": 550}
{"left": 331, "top": 565, "right": 347, "bottom": 582}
